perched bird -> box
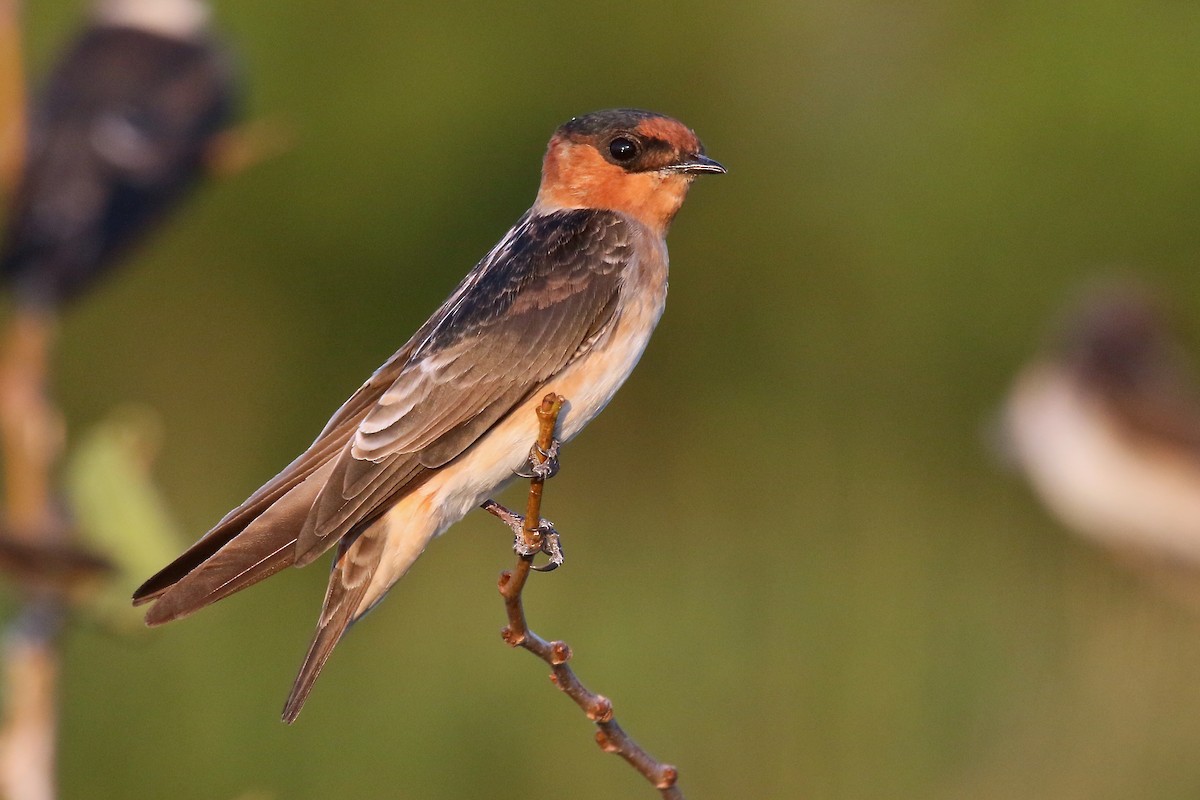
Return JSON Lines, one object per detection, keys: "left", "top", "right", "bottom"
{"left": 1004, "top": 286, "right": 1200, "bottom": 567}
{"left": 133, "top": 108, "right": 724, "bottom": 721}
{"left": 0, "top": 0, "right": 235, "bottom": 307}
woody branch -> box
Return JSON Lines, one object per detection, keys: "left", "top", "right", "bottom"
{"left": 489, "top": 393, "right": 685, "bottom": 799}
{"left": 0, "top": 309, "right": 65, "bottom": 800}
{"left": 0, "top": 0, "right": 25, "bottom": 194}
{"left": 0, "top": 7, "right": 66, "bottom": 797}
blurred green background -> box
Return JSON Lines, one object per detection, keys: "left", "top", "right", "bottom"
{"left": 11, "top": 0, "right": 1200, "bottom": 798}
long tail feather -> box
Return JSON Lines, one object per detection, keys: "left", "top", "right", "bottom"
{"left": 282, "top": 529, "right": 384, "bottom": 723}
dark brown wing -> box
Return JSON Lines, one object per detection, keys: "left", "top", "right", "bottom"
{"left": 131, "top": 340, "right": 418, "bottom": 618}
{"left": 133, "top": 208, "right": 632, "bottom": 619}
{"left": 0, "top": 26, "right": 235, "bottom": 305}
{"left": 294, "top": 209, "right": 632, "bottom": 561}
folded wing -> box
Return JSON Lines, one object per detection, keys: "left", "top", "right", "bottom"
{"left": 133, "top": 209, "right": 633, "bottom": 624}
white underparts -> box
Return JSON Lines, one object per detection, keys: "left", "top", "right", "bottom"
{"left": 95, "top": 0, "right": 210, "bottom": 39}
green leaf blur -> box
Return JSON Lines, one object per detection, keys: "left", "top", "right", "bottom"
{"left": 63, "top": 406, "right": 184, "bottom": 631}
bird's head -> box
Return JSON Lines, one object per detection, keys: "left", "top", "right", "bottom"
{"left": 535, "top": 109, "right": 724, "bottom": 233}
{"left": 1058, "top": 286, "right": 1178, "bottom": 395}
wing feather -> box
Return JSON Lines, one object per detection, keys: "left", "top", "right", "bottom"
{"left": 294, "top": 210, "right": 634, "bottom": 558}
{"left": 282, "top": 529, "right": 385, "bottom": 723}
{"left": 136, "top": 208, "right": 635, "bottom": 621}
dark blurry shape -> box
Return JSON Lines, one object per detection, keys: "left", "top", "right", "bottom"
{"left": 1005, "top": 284, "right": 1200, "bottom": 567}
{"left": 132, "top": 109, "right": 724, "bottom": 722}
{"left": 0, "top": 529, "right": 113, "bottom": 597}
{"left": 0, "top": 0, "right": 235, "bottom": 308}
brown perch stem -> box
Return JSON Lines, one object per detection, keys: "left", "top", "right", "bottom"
{"left": 0, "top": 0, "right": 26, "bottom": 194}
{"left": 0, "top": 22, "right": 66, "bottom": 794}
{"left": 0, "top": 310, "right": 65, "bottom": 800}
{"left": 493, "top": 393, "right": 684, "bottom": 799}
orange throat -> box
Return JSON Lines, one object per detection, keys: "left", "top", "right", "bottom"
{"left": 534, "top": 138, "right": 692, "bottom": 233}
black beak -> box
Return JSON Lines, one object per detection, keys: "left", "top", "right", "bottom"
{"left": 664, "top": 154, "right": 727, "bottom": 175}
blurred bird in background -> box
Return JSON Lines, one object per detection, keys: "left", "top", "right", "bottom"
{"left": 133, "top": 108, "right": 724, "bottom": 722}
{"left": 0, "top": 0, "right": 236, "bottom": 623}
{"left": 0, "top": 0, "right": 235, "bottom": 309}
{"left": 1004, "top": 284, "right": 1200, "bottom": 581}
{"left": 0, "top": 3, "right": 234, "bottom": 794}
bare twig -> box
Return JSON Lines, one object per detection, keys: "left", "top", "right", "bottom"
{"left": 0, "top": 314, "right": 59, "bottom": 532}
{"left": 0, "top": 0, "right": 25, "bottom": 197}
{"left": 0, "top": 609, "right": 57, "bottom": 800}
{"left": 489, "top": 392, "right": 684, "bottom": 799}
{"left": 0, "top": 19, "right": 67, "bottom": 792}
{"left": 204, "top": 117, "right": 294, "bottom": 178}
{"left": 0, "top": 311, "right": 65, "bottom": 800}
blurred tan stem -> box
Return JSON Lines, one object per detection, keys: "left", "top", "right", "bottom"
{"left": 0, "top": 314, "right": 58, "bottom": 531}
{"left": 0, "top": 0, "right": 25, "bottom": 198}
{"left": 0, "top": 310, "right": 64, "bottom": 800}
{"left": 0, "top": 610, "right": 59, "bottom": 800}
{"left": 205, "top": 118, "right": 293, "bottom": 178}
{"left": 0, "top": 7, "right": 66, "bottom": 794}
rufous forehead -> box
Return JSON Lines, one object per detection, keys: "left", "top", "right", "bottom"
{"left": 634, "top": 117, "right": 701, "bottom": 151}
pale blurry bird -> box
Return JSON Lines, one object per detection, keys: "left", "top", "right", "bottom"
{"left": 1005, "top": 287, "right": 1200, "bottom": 566}
{"left": 133, "top": 109, "right": 724, "bottom": 722}
{"left": 0, "top": 0, "right": 235, "bottom": 307}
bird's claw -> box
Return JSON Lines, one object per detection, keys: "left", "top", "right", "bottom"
{"left": 511, "top": 519, "right": 564, "bottom": 571}
{"left": 481, "top": 499, "right": 566, "bottom": 570}
{"left": 514, "top": 439, "right": 560, "bottom": 480}
{"left": 530, "top": 528, "right": 564, "bottom": 572}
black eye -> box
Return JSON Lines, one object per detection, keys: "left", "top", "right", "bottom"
{"left": 608, "top": 136, "right": 639, "bottom": 162}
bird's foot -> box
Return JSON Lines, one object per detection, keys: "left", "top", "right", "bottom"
{"left": 480, "top": 499, "right": 565, "bottom": 572}
{"left": 514, "top": 439, "right": 560, "bottom": 480}
{"left": 528, "top": 526, "right": 564, "bottom": 572}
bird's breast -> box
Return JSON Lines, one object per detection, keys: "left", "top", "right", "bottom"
{"left": 419, "top": 234, "right": 670, "bottom": 528}
{"left": 551, "top": 252, "right": 669, "bottom": 442}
